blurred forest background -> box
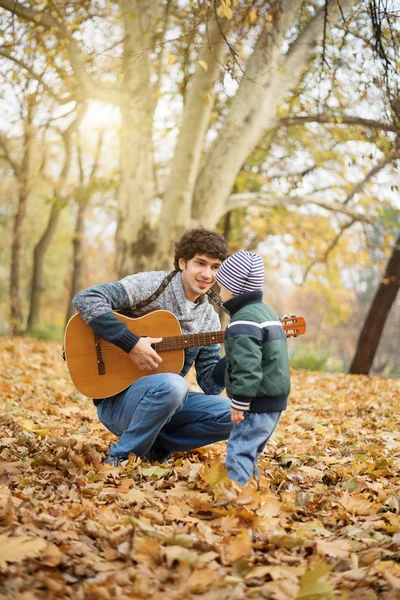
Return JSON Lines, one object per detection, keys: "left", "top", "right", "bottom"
{"left": 0, "top": 0, "right": 399, "bottom": 378}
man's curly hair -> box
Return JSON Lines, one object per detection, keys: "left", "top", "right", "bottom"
{"left": 174, "top": 228, "right": 228, "bottom": 271}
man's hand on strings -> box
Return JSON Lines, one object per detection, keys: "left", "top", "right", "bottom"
{"left": 129, "top": 337, "right": 163, "bottom": 371}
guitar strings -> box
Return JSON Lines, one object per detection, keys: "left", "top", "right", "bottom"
{"left": 87, "top": 333, "right": 225, "bottom": 356}
{"left": 72, "top": 323, "right": 304, "bottom": 358}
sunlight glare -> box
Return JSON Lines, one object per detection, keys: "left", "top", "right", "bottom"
{"left": 82, "top": 100, "right": 120, "bottom": 132}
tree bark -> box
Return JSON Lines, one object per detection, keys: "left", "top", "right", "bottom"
{"left": 115, "top": 0, "right": 157, "bottom": 277}
{"left": 65, "top": 130, "right": 104, "bottom": 326}
{"left": 154, "top": 10, "right": 230, "bottom": 269}
{"left": 349, "top": 233, "right": 400, "bottom": 375}
{"left": 26, "top": 202, "right": 63, "bottom": 333}
{"left": 10, "top": 182, "right": 29, "bottom": 335}
{"left": 65, "top": 200, "right": 87, "bottom": 326}
{"left": 9, "top": 96, "right": 35, "bottom": 335}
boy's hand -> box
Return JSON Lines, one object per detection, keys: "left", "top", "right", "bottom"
{"left": 230, "top": 408, "right": 245, "bottom": 424}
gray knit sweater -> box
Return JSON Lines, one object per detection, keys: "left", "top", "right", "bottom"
{"left": 72, "top": 271, "right": 224, "bottom": 397}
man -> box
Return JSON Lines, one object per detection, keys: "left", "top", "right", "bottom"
{"left": 72, "top": 228, "right": 232, "bottom": 466}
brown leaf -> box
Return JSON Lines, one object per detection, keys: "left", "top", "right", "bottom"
{"left": 316, "top": 538, "right": 352, "bottom": 559}
{"left": 221, "top": 529, "right": 252, "bottom": 564}
{"left": 0, "top": 486, "right": 16, "bottom": 524}
{"left": 0, "top": 535, "right": 48, "bottom": 570}
{"left": 338, "top": 491, "right": 377, "bottom": 515}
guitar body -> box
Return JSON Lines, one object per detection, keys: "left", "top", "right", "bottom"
{"left": 64, "top": 310, "right": 184, "bottom": 399}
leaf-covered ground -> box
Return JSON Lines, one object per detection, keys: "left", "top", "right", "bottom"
{"left": 1, "top": 337, "right": 400, "bottom": 600}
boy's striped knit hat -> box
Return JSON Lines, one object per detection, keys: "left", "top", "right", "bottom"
{"left": 215, "top": 251, "right": 264, "bottom": 295}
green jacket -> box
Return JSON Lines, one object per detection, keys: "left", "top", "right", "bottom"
{"left": 223, "top": 291, "right": 290, "bottom": 413}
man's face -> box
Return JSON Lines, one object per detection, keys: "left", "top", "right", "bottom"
{"left": 178, "top": 254, "right": 222, "bottom": 302}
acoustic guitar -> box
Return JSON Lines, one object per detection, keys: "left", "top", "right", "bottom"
{"left": 64, "top": 310, "right": 306, "bottom": 399}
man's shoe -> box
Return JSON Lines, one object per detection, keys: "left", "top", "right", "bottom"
{"left": 144, "top": 444, "right": 170, "bottom": 464}
{"left": 106, "top": 455, "right": 124, "bottom": 467}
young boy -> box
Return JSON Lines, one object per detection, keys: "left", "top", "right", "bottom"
{"left": 215, "top": 251, "right": 290, "bottom": 485}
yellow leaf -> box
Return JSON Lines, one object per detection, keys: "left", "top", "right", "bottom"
{"left": 122, "top": 488, "right": 148, "bottom": 504}
{"left": 167, "top": 54, "right": 176, "bottom": 66}
{"left": 21, "top": 419, "right": 38, "bottom": 432}
{"left": 0, "top": 536, "right": 47, "bottom": 570}
{"left": 199, "top": 461, "right": 228, "bottom": 486}
{"left": 222, "top": 529, "right": 252, "bottom": 564}
{"left": 217, "top": 0, "right": 233, "bottom": 19}
{"left": 141, "top": 466, "right": 171, "bottom": 479}
{"left": 198, "top": 60, "right": 208, "bottom": 71}
{"left": 186, "top": 567, "right": 217, "bottom": 593}
{"left": 296, "top": 561, "right": 334, "bottom": 599}
{"left": 135, "top": 536, "right": 162, "bottom": 564}
{"left": 203, "top": 92, "right": 211, "bottom": 105}
{"left": 266, "top": 22, "right": 273, "bottom": 33}
{"left": 249, "top": 9, "right": 257, "bottom": 23}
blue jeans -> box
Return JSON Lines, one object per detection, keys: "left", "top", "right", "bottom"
{"left": 97, "top": 373, "right": 232, "bottom": 461}
{"left": 226, "top": 411, "right": 281, "bottom": 485}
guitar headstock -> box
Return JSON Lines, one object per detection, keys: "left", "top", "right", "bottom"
{"left": 280, "top": 315, "right": 306, "bottom": 338}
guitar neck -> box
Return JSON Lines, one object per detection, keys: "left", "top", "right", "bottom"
{"left": 152, "top": 316, "right": 305, "bottom": 352}
{"left": 154, "top": 331, "right": 225, "bottom": 352}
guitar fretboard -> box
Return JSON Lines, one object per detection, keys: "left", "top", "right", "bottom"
{"left": 154, "top": 331, "right": 225, "bottom": 352}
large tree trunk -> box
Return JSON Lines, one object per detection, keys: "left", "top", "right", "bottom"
{"left": 115, "top": 0, "right": 158, "bottom": 277}
{"left": 26, "top": 202, "right": 63, "bottom": 333}
{"left": 10, "top": 182, "right": 29, "bottom": 335}
{"left": 9, "top": 97, "right": 34, "bottom": 335}
{"left": 191, "top": 0, "right": 355, "bottom": 227}
{"left": 349, "top": 233, "right": 400, "bottom": 375}
{"left": 65, "top": 200, "right": 87, "bottom": 326}
{"left": 154, "top": 11, "right": 230, "bottom": 269}
{"left": 116, "top": 103, "right": 156, "bottom": 276}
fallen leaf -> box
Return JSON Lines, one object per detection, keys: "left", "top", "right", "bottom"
{"left": 0, "top": 536, "right": 48, "bottom": 570}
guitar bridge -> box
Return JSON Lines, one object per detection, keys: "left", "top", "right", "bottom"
{"left": 94, "top": 334, "right": 106, "bottom": 375}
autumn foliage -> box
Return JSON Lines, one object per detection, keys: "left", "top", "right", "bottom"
{"left": 1, "top": 337, "right": 400, "bottom": 599}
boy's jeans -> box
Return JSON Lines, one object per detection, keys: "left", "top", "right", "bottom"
{"left": 226, "top": 411, "right": 281, "bottom": 485}
{"left": 97, "top": 373, "right": 232, "bottom": 461}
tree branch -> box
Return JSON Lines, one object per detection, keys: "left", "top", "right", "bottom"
{"left": 226, "top": 192, "right": 373, "bottom": 223}
{"left": 302, "top": 218, "right": 356, "bottom": 281}
{"left": 0, "top": 134, "right": 20, "bottom": 178}
{"left": 0, "top": 0, "right": 122, "bottom": 105}
{"left": 152, "top": 0, "right": 171, "bottom": 113}
{"left": 344, "top": 153, "right": 398, "bottom": 205}
{"left": 277, "top": 114, "right": 398, "bottom": 133}
{"left": 90, "top": 129, "right": 105, "bottom": 180}
{"left": 0, "top": 50, "right": 74, "bottom": 104}
{"left": 57, "top": 103, "right": 87, "bottom": 185}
